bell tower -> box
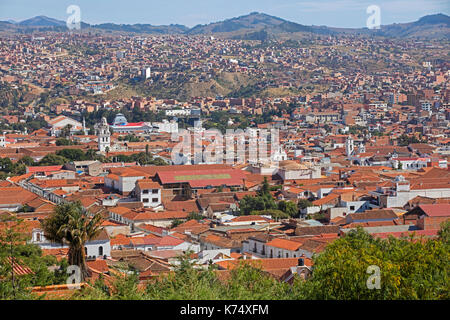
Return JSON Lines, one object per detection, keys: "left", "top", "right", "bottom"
{"left": 96, "top": 117, "right": 110, "bottom": 152}
{"left": 345, "top": 137, "right": 354, "bottom": 157}
{"left": 0, "top": 132, "right": 5, "bottom": 148}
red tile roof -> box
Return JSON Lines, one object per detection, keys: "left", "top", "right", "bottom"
{"left": 266, "top": 238, "right": 303, "bottom": 251}
{"left": 418, "top": 204, "right": 450, "bottom": 217}
{"left": 26, "top": 165, "right": 63, "bottom": 173}
{"left": 157, "top": 168, "right": 245, "bottom": 188}
{"left": 86, "top": 259, "right": 109, "bottom": 273}
{"left": 5, "top": 257, "right": 34, "bottom": 276}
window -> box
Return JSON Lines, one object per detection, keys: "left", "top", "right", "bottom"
{"left": 143, "top": 198, "right": 149, "bottom": 203}
{"left": 152, "top": 189, "right": 159, "bottom": 194}
{"left": 286, "top": 253, "right": 289, "bottom": 258}
{"left": 254, "top": 243, "right": 257, "bottom": 253}
{"left": 98, "top": 246, "right": 103, "bottom": 256}
{"left": 36, "top": 233, "right": 41, "bottom": 242}
{"left": 152, "top": 198, "right": 159, "bottom": 203}
{"left": 143, "top": 190, "right": 149, "bottom": 194}
{"left": 350, "top": 206, "right": 355, "bottom": 210}
{"left": 270, "top": 249, "right": 273, "bottom": 258}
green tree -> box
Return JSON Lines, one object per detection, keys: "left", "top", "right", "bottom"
{"left": 18, "top": 156, "right": 35, "bottom": 166}
{"left": 38, "top": 153, "right": 68, "bottom": 166}
{"left": 297, "top": 199, "right": 313, "bottom": 209}
{"left": 56, "top": 149, "right": 87, "bottom": 162}
{"left": 0, "top": 216, "right": 33, "bottom": 299}
{"left": 259, "top": 177, "right": 271, "bottom": 196}
{"left": 239, "top": 177, "right": 278, "bottom": 215}
{"left": 110, "top": 272, "right": 143, "bottom": 300}
{"left": 41, "top": 202, "right": 103, "bottom": 281}
{"left": 298, "top": 227, "right": 450, "bottom": 300}
{"left": 0, "top": 216, "right": 61, "bottom": 299}
{"left": 252, "top": 209, "right": 289, "bottom": 220}
{"left": 60, "top": 125, "right": 72, "bottom": 139}
{"left": 0, "top": 157, "right": 14, "bottom": 173}
{"left": 277, "top": 201, "right": 298, "bottom": 217}
{"left": 187, "top": 212, "right": 204, "bottom": 221}
{"left": 55, "top": 138, "right": 74, "bottom": 146}
{"left": 438, "top": 220, "right": 450, "bottom": 245}
{"left": 170, "top": 219, "right": 183, "bottom": 228}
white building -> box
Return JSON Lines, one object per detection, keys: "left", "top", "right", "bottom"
{"left": 95, "top": 117, "right": 111, "bottom": 152}
{"left": 391, "top": 157, "right": 429, "bottom": 170}
{"left": 105, "top": 172, "right": 145, "bottom": 194}
{"left": 421, "top": 101, "right": 432, "bottom": 112}
{"left": 0, "top": 133, "right": 6, "bottom": 148}
{"left": 48, "top": 115, "right": 83, "bottom": 137}
{"left": 152, "top": 119, "right": 178, "bottom": 133}
{"left": 142, "top": 67, "right": 151, "bottom": 79}
{"left": 277, "top": 160, "right": 321, "bottom": 180}
{"left": 371, "top": 175, "right": 450, "bottom": 208}
{"left": 345, "top": 137, "right": 354, "bottom": 157}
{"left": 31, "top": 228, "right": 111, "bottom": 259}
{"left": 135, "top": 179, "right": 162, "bottom": 208}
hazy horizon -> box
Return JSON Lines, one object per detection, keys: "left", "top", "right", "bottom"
{"left": 0, "top": 0, "right": 449, "bottom": 28}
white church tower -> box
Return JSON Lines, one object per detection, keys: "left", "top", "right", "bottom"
{"left": 82, "top": 117, "right": 89, "bottom": 135}
{"left": 96, "top": 117, "right": 110, "bottom": 152}
{"left": 0, "top": 132, "right": 6, "bottom": 148}
{"left": 345, "top": 137, "right": 354, "bottom": 157}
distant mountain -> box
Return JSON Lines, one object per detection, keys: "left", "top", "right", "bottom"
{"left": 0, "top": 21, "right": 19, "bottom": 32}
{"left": 379, "top": 13, "right": 450, "bottom": 38}
{"left": 0, "top": 13, "right": 448, "bottom": 39}
{"left": 415, "top": 13, "right": 450, "bottom": 25}
{"left": 0, "top": 15, "right": 188, "bottom": 35}
{"left": 186, "top": 12, "right": 331, "bottom": 39}
{"left": 187, "top": 12, "right": 285, "bottom": 34}
{"left": 93, "top": 23, "right": 189, "bottom": 34}
{"left": 18, "top": 15, "right": 66, "bottom": 27}
{"left": 185, "top": 12, "right": 450, "bottom": 39}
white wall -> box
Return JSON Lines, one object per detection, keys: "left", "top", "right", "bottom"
{"left": 384, "top": 188, "right": 450, "bottom": 208}
{"left": 265, "top": 245, "right": 301, "bottom": 259}
{"left": 138, "top": 188, "right": 162, "bottom": 208}
{"left": 341, "top": 200, "right": 369, "bottom": 213}
{"left": 31, "top": 229, "right": 111, "bottom": 258}
{"left": 119, "top": 175, "right": 145, "bottom": 193}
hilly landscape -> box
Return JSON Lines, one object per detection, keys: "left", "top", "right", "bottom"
{"left": 0, "top": 12, "right": 449, "bottom": 39}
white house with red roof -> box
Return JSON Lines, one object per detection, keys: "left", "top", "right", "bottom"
{"left": 31, "top": 228, "right": 111, "bottom": 259}
{"left": 48, "top": 115, "right": 83, "bottom": 137}
{"left": 135, "top": 179, "right": 162, "bottom": 208}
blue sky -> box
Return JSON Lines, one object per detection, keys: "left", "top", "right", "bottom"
{"left": 0, "top": 0, "right": 449, "bottom": 28}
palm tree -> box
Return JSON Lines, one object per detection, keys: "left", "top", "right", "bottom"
{"left": 42, "top": 202, "right": 103, "bottom": 281}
